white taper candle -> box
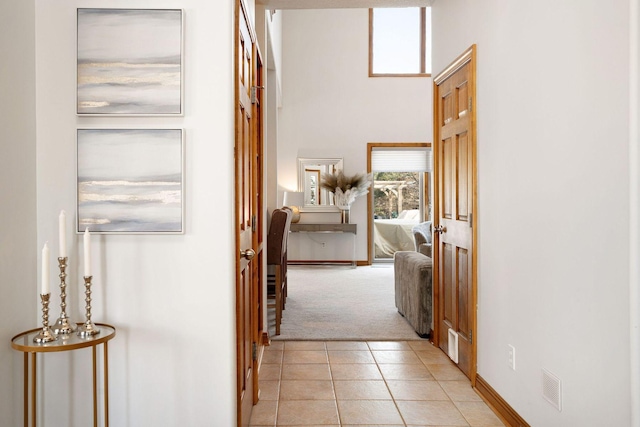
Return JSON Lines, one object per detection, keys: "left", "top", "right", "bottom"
{"left": 42, "top": 242, "right": 50, "bottom": 295}
{"left": 84, "top": 228, "right": 91, "bottom": 277}
{"left": 59, "top": 210, "right": 67, "bottom": 257}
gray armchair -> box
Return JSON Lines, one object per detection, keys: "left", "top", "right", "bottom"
{"left": 411, "top": 221, "right": 432, "bottom": 258}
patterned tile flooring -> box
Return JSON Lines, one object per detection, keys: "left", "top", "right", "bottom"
{"left": 249, "top": 340, "right": 505, "bottom": 426}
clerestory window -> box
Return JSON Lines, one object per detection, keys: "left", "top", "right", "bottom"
{"left": 369, "top": 7, "right": 432, "bottom": 77}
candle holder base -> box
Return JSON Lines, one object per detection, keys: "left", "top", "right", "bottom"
{"left": 77, "top": 322, "right": 100, "bottom": 338}
{"left": 53, "top": 316, "right": 77, "bottom": 335}
{"left": 34, "top": 327, "right": 57, "bottom": 343}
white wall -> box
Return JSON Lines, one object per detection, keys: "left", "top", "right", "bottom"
{"left": 631, "top": 1, "right": 640, "bottom": 423}
{"left": 258, "top": 6, "right": 283, "bottom": 215}
{"left": 432, "top": 1, "right": 632, "bottom": 425}
{"left": 267, "top": 9, "right": 284, "bottom": 100}
{"left": 34, "top": 1, "right": 236, "bottom": 425}
{"left": 0, "top": 1, "right": 37, "bottom": 426}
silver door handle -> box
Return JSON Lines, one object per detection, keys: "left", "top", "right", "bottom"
{"left": 240, "top": 248, "right": 255, "bottom": 260}
{"left": 433, "top": 225, "right": 447, "bottom": 234}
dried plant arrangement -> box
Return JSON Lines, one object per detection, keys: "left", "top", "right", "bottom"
{"left": 320, "top": 171, "right": 372, "bottom": 209}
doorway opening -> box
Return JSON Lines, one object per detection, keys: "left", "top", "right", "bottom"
{"left": 367, "top": 143, "right": 432, "bottom": 264}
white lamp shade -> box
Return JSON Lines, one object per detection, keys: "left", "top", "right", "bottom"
{"left": 283, "top": 191, "right": 304, "bottom": 207}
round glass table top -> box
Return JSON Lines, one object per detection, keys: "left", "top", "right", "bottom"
{"left": 11, "top": 323, "right": 116, "bottom": 353}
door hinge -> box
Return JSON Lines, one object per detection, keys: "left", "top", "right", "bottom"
{"left": 468, "top": 96, "right": 472, "bottom": 113}
{"left": 252, "top": 342, "right": 258, "bottom": 361}
{"left": 469, "top": 212, "right": 473, "bottom": 228}
{"left": 251, "top": 215, "right": 257, "bottom": 232}
{"left": 251, "top": 86, "right": 264, "bottom": 104}
{"left": 469, "top": 330, "right": 473, "bottom": 344}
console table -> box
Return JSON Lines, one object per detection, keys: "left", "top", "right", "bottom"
{"left": 11, "top": 323, "right": 116, "bottom": 427}
{"left": 290, "top": 223, "right": 357, "bottom": 267}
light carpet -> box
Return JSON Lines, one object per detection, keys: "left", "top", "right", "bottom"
{"left": 269, "top": 265, "right": 425, "bottom": 341}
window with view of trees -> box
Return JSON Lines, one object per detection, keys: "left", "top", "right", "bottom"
{"left": 369, "top": 7, "right": 432, "bottom": 77}
{"left": 374, "top": 172, "right": 420, "bottom": 220}
{"left": 370, "top": 146, "right": 432, "bottom": 261}
{"left": 372, "top": 170, "right": 429, "bottom": 260}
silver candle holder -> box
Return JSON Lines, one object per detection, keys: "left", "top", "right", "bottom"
{"left": 77, "top": 276, "right": 100, "bottom": 338}
{"left": 34, "top": 293, "right": 57, "bottom": 343}
{"left": 53, "top": 257, "right": 76, "bottom": 335}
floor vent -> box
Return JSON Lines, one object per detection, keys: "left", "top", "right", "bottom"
{"left": 542, "top": 368, "right": 562, "bottom": 411}
{"left": 447, "top": 328, "right": 459, "bottom": 363}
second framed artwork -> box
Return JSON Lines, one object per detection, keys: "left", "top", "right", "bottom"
{"left": 77, "top": 129, "right": 184, "bottom": 234}
{"left": 77, "top": 8, "right": 184, "bottom": 116}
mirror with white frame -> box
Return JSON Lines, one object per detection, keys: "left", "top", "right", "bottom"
{"left": 297, "top": 158, "right": 343, "bottom": 211}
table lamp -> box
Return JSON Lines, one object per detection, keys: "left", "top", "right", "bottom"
{"left": 283, "top": 191, "right": 304, "bottom": 223}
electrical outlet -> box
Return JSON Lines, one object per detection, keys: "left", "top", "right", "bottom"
{"left": 508, "top": 344, "right": 516, "bottom": 370}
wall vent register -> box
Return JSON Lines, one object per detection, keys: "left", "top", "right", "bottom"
{"left": 542, "top": 368, "right": 562, "bottom": 411}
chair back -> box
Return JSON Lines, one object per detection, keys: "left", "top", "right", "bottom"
{"left": 267, "top": 208, "right": 292, "bottom": 265}
{"left": 412, "top": 221, "right": 432, "bottom": 249}
{"left": 280, "top": 206, "right": 294, "bottom": 264}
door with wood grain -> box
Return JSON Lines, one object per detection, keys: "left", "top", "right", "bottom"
{"left": 235, "top": 1, "right": 263, "bottom": 425}
{"left": 433, "top": 46, "right": 477, "bottom": 381}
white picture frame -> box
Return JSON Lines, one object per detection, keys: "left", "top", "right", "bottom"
{"left": 76, "top": 129, "right": 185, "bottom": 234}
{"left": 77, "top": 8, "right": 184, "bottom": 116}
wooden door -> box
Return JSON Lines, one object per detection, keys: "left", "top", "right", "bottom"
{"left": 433, "top": 46, "right": 477, "bottom": 381}
{"left": 235, "top": 1, "right": 263, "bottom": 425}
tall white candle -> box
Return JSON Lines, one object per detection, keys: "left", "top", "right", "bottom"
{"left": 59, "top": 210, "right": 67, "bottom": 258}
{"left": 42, "top": 242, "right": 50, "bottom": 295}
{"left": 84, "top": 228, "right": 91, "bottom": 277}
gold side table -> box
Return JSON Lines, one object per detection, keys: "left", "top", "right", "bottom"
{"left": 11, "top": 323, "right": 116, "bottom": 427}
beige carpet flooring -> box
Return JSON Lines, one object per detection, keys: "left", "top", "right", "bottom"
{"left": 269, "top": 265, "right": 425, "bottom": 341}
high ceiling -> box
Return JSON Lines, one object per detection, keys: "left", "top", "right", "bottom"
{"left": 257, "top": 0, "right": 433, "bottom": 9}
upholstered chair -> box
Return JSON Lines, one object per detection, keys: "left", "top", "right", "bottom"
{"left": 411, "top": 221, "right": 432, "bottom": 258}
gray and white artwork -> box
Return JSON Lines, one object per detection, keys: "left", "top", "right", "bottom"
{"left": 77, "top": 129, "right": 184, "bottom": 233}
{"left": 77, "top": 9, "right": 183, "bottom": 115}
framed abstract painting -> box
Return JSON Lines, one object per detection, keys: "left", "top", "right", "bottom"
{"left": 77, "top": 9, "right": 184, "bottom": 115}
{"left": 77, "top": 129, "right": 184, "bottom": 234}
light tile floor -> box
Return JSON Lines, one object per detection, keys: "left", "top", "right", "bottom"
{"left": 249, "top": 340, "right": 506, "bottom": 426}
